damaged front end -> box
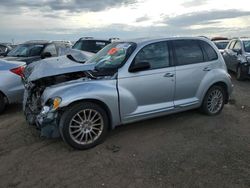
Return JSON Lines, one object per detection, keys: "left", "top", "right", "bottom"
{"left": 23, "top": 53, "right": 96, "bottom": 138}
{"left": 23, "top": 72, "right": 89, "bottom": 138}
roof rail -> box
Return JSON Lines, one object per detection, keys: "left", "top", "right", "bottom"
{"left": 80, "top": 37, "right": 94, "bottom": 40}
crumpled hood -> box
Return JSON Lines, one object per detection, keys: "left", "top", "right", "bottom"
{"left": 25, "top": 52, "right": 94, "bottom": 82}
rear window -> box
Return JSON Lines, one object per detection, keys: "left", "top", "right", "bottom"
{"left": 214, "top": 41, "right": 229, "bottom": 49}
{"left": 72, "top": 40, "right": 110, "bottom": 53}
{"left": 173, "top": 40, "right": 204, "bottom": 66}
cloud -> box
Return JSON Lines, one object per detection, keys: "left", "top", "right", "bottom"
{"left": 182, "top": 0, "right": 208, "bottom": 7}
{"left": 0, "top": 0, "right": 138, "bottom": 12}
{"left": 165, "top": 9, "right": 250, "bottom": 27}
{"left": 136, "top": 15, "right": 150, "bottom": 22}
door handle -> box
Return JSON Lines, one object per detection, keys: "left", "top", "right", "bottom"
{"left": 203, "top": 67, "right": 211, "bottom": 71}
{"left": 164, "top": 73, "right": 175, "bottom": 77}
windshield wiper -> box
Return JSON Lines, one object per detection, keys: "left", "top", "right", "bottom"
{"left": 16, "top": 55, "right": 26, "bottom": 57}
{"left": 67, "top": 54, "right": 86, "bottom": 64}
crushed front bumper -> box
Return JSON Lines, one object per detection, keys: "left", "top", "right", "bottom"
{"left": 36, "top": 107, "right": 60, "bottom": 138}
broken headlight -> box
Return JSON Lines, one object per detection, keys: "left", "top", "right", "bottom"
{"left": 46, "top": 97, "right": 62, "bottom": 111}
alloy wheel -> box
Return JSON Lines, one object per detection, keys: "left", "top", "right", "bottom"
{"left": 69, "top": 109, "right": 104, "bottom": 145}
{"left": 207, "top": 89, "right": 224, "bottom": 114}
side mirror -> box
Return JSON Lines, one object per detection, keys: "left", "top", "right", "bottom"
{"left": 233, "top": 49, "right": 242, "bottom": 55}
{"left": 129, "top": 61, "right": 150, "bottom": 72}
{"left": 41, "top": 52, "right": 52, "bottom": 59}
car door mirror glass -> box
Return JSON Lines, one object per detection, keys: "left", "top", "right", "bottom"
{"left": 129, "top": 61, "right": 151, "bottom": 72}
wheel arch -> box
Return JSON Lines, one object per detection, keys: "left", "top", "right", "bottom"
{"left": 0, "top": 90, "right": 9, "bottom": 104}
{"left": 60, "top": 98, "right": 113, "bottom": 130}
{"left": 205, "top": 81, "right": 229, "bottom": 104}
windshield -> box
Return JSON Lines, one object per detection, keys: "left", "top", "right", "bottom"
{"left": 72, "top": 40, "right": 110, "bottom": 53}
{"left": 86, "top": 42, "right": 136, "bottom": 70}
{"left": 243, "top": 41, "right": 250, "bottom": 52}
{"left": 7, "top": 44, "right": 44, "bottom": 57}
{"left": 214, "top": 41, "right": 229, "bottom": 49}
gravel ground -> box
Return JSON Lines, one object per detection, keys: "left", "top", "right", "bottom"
{"left": 0, "top": 74, "right": 249, "bottom": 188}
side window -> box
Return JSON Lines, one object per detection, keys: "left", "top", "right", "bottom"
{"left": 228, "top": 41, "right": 236, "bottom": 49}
{"left": 43, "top": 44, "right": 57, "bottom": 56}
{"left": 200, "top": 41, "right": 218, "bottom": 61}
{"left": 233, "top": 41, "right": 242, "bottom": 50}
{"left": 173, "top": 40, "right": 204, "bottom": 65}
{"left": 134, "top": 41, "right": 170, "bottom": 70}
{"left": 29, "top": 45, "right": 44, "bottom": 56}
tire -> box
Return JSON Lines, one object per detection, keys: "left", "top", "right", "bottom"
{"left": 236, "top": 65, "right": 245, "bottom": 81}
{"left": 200, "top": 85, "right": 226, "bottom": 116}
{"left": 59, "top": 102, "right": 109, "bottom": 150}
{"left": 0, "top": 93, "right": 6, "bottom": 114}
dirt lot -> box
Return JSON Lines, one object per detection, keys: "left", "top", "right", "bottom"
{"left": 0, "top": 74, "right": 249, "bottom": 188}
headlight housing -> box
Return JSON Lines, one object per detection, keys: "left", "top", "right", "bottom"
{"left": 46, "top": 97, "right": 62, "bottom": 111}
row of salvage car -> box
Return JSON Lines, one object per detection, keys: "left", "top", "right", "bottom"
{"left": 0, "top": 36, "right": 249, "bottom": 150}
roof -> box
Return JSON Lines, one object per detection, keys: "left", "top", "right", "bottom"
{"left": 213, "top": 40, "right": 230, "bottom": 43}
{"left": 24, "top": 40, "right": 50, "bottom": 44}
{"left": 79, "top": 37, "right": 110, "bottom": 42}
{"left": 240, "top": 38, "right": 250, "bottom": 41}
{"left": 121, "top": 36, "right": 213, "bottom": 46}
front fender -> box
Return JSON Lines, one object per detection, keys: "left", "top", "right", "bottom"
{"left": 42, "top": 79, "right": 120, "bottom": 127}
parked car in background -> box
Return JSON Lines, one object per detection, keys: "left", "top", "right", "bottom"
{"left": 213, "top": 40, "right": 230, "bottom": 54}
{"left": 211, "top": 37, "right": 229, "bottom": 41}
{"left": 23, "top": 37, "right": 233, "bottom": 150}
{"left": 0, "top": 60, "right": 26, "bottom": 113}
{"left": 0, "top": 43, "right": 13, "bottom": 57}
{"left": 72, "top": 37, "right": 111, "bottom": 53}
{"left": 2, "top": 40, "right": 71, "bottom": 64}
{"left": 223, "top": 38, "right": 250, "bottom": 80}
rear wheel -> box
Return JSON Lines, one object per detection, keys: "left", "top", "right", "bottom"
{"left": 0, "top": 93, "right": 7, "bottom": 114}
{"left": 59, "top": 102, "right": 109, "bottom": 150}
{"left": 200, "top": 85, "right": 226, "bottom": 116}
{"left": 236, "top": 65, "right": 245, "bottom": 81}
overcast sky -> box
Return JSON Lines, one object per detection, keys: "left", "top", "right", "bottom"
{"left": 0, "top": 0, "right": 250, "bottom": 43}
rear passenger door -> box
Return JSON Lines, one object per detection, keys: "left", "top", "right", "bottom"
{"left": 172, "top": 39, "right": 218, "bottom": 107}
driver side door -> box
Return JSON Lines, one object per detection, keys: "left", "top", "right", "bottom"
{"left": 118, "top": 41, "right": 175, "bottom": 123}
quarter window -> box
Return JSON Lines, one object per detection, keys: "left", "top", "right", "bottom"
{"left": 200, "top": 41, "right": 218, "bottom": 61}
{"left": 173, "top": 40, "right": 204, "bottom": 65}
{"left": 43, "top": 44, "right": 57, "bottom": 56}
{"left": 134, "top": 41, "right": 170, "bottom": 70}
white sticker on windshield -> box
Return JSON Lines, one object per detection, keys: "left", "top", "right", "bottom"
{"left": 116, "top": 43, "right": 131, "bottom": 49}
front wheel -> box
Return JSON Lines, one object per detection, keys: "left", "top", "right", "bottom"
{"left": 200, "top": 85, "right": 226, "bottom": 116}
{"left": 59, "top": 102, "right": 109, "bottom": 150}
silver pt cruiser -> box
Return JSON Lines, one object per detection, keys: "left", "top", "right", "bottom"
{"left": 24, "top": 37, "right": 233, "bottom": 150}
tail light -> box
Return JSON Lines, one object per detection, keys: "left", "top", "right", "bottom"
{"left": 10, "top": 66, "right": 25, "bottom": 78}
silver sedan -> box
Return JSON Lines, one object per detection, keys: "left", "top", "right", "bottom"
{"left": 0, "top": 60, "right": 26, "bottom": 113}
